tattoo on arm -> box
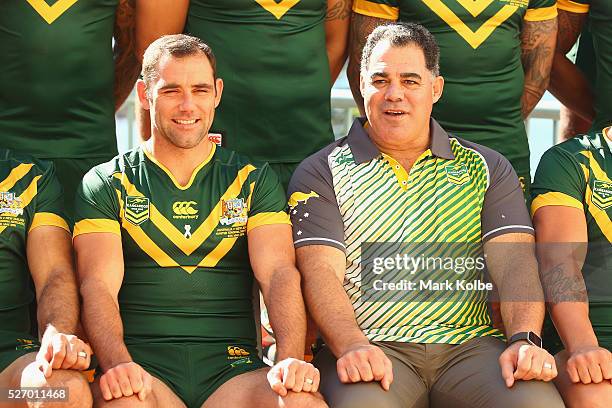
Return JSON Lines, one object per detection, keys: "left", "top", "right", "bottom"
{"left": 348, "top": 13, "right": 388, "bottom": 114}
{"left": 326, "top": 0, "right": 351, "bottom": 21}
{"left": 556, "top": 9, "right": 586, "bottom": 53}
{"left": 542, "top": 263, "right": 588, "bottom": 304}
{"left": 520, "top": 17, "right": 557, "bottom": 118}
{"left": 113, "top": 0, "right": 141, "bottom": 111}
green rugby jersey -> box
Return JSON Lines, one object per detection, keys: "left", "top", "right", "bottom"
{"left": 0, "top": 150, "right": 69, "bottom": 335}
{"left": 531, "top": 130, "right": 612, "bottom": 340}
{"left": 185, "top": 0, "right": 334, "bottom": 164}
{"left": 353, "top": 0, "right": 558, "bottom": 186}
{"left": 558, "top": 0, "right": 612, "bottom": 132}
{"left": 0, "top": 0, "right": 118, "bottom": 159}
{"left": 73, "top": 144, "right": 290, "bottom": 343}
{"left": 289, "top": 118, "right": 533, "bottom": 344}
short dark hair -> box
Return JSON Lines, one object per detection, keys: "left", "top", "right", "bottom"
{"left": 142, "top": 34, "right": 217, "bottom": 94}
{"left": 361, "top": 22, "right": 440, "bottom": 76}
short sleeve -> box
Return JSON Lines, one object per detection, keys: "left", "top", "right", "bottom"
{"left": 481, "top": 154, "right": 534, "bottom": 241}
{"left": 246, "top": 164, "right": 291, "bottom": 233}
{"left": 29, "top": 162, "right": 69, "bottom": 233}
{"left": 525, "top": 0, "right": 558, "bottom": 21}
{"left": 556, "top": 0, "right": 590, "bottom": 14}
{"left": 353, "top": 0, "right": 399, "bottom": 20}
{"left": 287, "top": 152, "right": 345, "bottom": 252}
{"left": 73, "top": 167, "right": 121, "bottom": 238}
{"left": 531, "top": 146, "right": 586, "bottom": 216}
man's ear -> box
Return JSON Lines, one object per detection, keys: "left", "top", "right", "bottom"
{"left": 432, "top": 75, "right": 444, "bottom": 104}
{"left": 214, "top": 78, "right": 224, "bottom": 108}
{"left": 137, "top": 80, "right": 151, "bottom": 110}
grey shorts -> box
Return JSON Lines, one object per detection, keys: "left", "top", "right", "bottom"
{"left": 314, "top": 336, "right": 565, "bottom": 408}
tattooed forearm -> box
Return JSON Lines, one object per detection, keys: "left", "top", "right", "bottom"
{"left": 348, "top": 12, "right": 388, "bottom": 114}
{"left": 114, "top": 0, "right": 141, "bottom": 111}
{"left": 520, "top": 17, "right": 557, "bottom": 118}
{"left": 556, "top": 9, "right": 586, "bottom": 53}
{"left": 326, "top": 0, "right": 351, "bottom": 21}
{"left": 541, "top": 263, "right": 588, "bottom": 304}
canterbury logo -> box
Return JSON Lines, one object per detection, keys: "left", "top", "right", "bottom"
{"left": 227, "top": 346, "right": 250, "bottom": 357}
{"left": 173, "top": 201, "right": 198, "bottom": 216}
{"left": 288, "top": 191, "right": 319, "bottom": 210}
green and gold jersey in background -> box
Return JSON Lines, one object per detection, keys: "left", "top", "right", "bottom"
{"left": 531, "top": 130, "right": 612, "bottom": 350}
{"left": 0, "top": 150, "right": 69, "bottom": 336}
{"left": 558, "top": 0, "right": 612, "bottom": 133}
{"left": 0, "top": 0, "right": 118, "bottom": 159}
{"left": 73, "top": 145, "right": 290, "bottom": 344}
{"left": 353, "top": 0, "right": 557, "bottom": 189}
{"left": 186, "top": 0, "right": 334, "bottom": 166}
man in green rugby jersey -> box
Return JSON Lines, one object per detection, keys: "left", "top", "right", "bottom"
{"left": 0, "top": 0, "right": 142, "bottom": 220}
{"left": 289, "top": 23, "right": 564, "bottom": 407}
{"left": 74, "top": 35, "right": 327, "bottom": 408}
{"left": 348, "top": 0, "right": 557, "bottom": 195}
{"left": 532, "top": 126, "right": 612, "bottom": 407}
{"left": 134, "top": 0, "right": 351, "bottom": 189}
{"left": 550, "top": 0, "right": 611, "bottom": 140}
{"left": 0, "top": 152, "right": 92, "bottom": 407}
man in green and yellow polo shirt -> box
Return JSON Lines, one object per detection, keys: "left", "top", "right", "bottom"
{"left": 348, "top": 0, "right": 558, "bottom": 194}
{"left": 531, "top": 126, "right": 612, "bottom": 407}
{"left": 74, "top": 35, "right": 327, "bottom": 408}
{"left": 0, "top": 151, "right": 92, "bottom": 407}
{"left": 290, "top": 23, "right": 564, "bottom": 407}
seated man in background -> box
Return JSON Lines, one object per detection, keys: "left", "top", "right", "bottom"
{"left": 0, "top": 151, "right": 92, "bottom": 407}
{"left": 74, "top": 35, "right": 327, "bottom": 408}
{"left": 289, "top": 23, "right": 565, "bottom": 408}
{"left": 531, "top": 125, "right": 612, "bottom": 407}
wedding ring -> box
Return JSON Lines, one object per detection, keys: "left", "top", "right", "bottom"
{"left": 543, "top": 362, "right": 553, "bottom": 370}
{"left": 305, "top": 378, "right": 314, "bottom": 385}
{"left": 78, "top": 351, "right": 88, "bottom": 359}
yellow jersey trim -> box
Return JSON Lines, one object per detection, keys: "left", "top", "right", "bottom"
{"left": 247, "top": 212, "right": 291, "bottom": 233}
{"left": 0, "top": 163, "right": 34, "bottom": 192}
{"left": 524, "top": 5, "right": 558, "bottom": 21}
{"left": 26, "top": 0, "right": 78, "bottom": 24}
{"left": 557, "top": 0, "right": 589, "bottom": 13}
{"left": 353, "top": 0, "right": 399, "bottom": 20}
{"left": 29, "top": 212, "right": 69, "bottom": 233}
{"left": 143, "top": 143, "right": 216, "bottom": 190}
{"left": 381, "top": 153, "right": 410, "bottom": 191}
{"left": 73, "top": 219, "right": 121, "bottom": 237}
{"left": 255, "top": 0, "right": 301, "bottom": 20}
{"left": 531, "top": 192, "right": 584, "bottom": 216}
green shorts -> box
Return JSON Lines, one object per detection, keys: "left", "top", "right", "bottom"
{"left": 126, "top": 341, "right": 267, "bottom": 408}
{"left": 47, "top": 155, "right": 114, "bottom": 223}
{"left": 0, "top": 331, "right": 39, "bottom": 373}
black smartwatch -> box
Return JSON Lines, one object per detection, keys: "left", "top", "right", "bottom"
{"left": 508, "top": 331, "right": 542, "bottom": 348}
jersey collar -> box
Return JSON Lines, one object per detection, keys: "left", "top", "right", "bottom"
{"left": 347, "top": 117, "right": 455, "bottom": 164}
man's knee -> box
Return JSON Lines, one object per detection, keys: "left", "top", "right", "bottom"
{"left": 93, "top": 395, "right": 151, "bottom": 408}
{"left": 497, "top": 380, "right": 564, "bottom": 408}
{"left": 281, "top": 392, "right": 328, "bottom": 408}
{"left": 21, "top": 365, "right": 92, "bottom": 408}
{"left": 556, "top": 382, "right": 612, "bottom": 408}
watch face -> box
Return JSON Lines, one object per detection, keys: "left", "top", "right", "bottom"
{"left": 528, "top": 331, "right": 542, "bottom": 347}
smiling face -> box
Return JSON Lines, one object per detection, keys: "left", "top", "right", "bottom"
{"left": 138, "top": 52, "right": 223, "bottom": 151}
{"left": 360, "top": 40, "right": 444, "bottom": 151}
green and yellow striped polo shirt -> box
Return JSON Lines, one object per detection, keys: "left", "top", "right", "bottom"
{"left": 288, "top": 118, "right": 533, "bottom": 344}
{"left": 531, "top": 129, "right": 612, "bottom": 347}
{"left": 0, "top": 149, "right": 69, "bottom": 334}
{"left": 73, "top": 144, "right": 290, "bottom": 344}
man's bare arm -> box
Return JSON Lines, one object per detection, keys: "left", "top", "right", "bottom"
{"left": 347, "top": 13, "right": 389, "bottom": 115}
{"left": 520, "top": 17, "right": 557, "bottom": 118}
{"left": 114, "top": 0, "right": 140, "bottom": 111}
{"left": 484, "top": 232, "right": 545, "bottom": 335}
{"left": 548, "top": 10, "right": 593, "bottom": 122}
{"left": 297, "top": 244, "right": 393, "bottom": 389}
{"left": 325, "top": 0, "right": 352, "bottom": 84}
{"left": 75, "top": 233, "right": 130, "bottom": 370}
{"left": 249, "top": 224, "right": 306, "bottom": 361}
{"left": 27, "top": 226, "right": 79, "bottom": 335}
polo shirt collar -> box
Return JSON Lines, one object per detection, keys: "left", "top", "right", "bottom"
{"left": 347, "top": 117, "right": 455, "bottom": 164}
